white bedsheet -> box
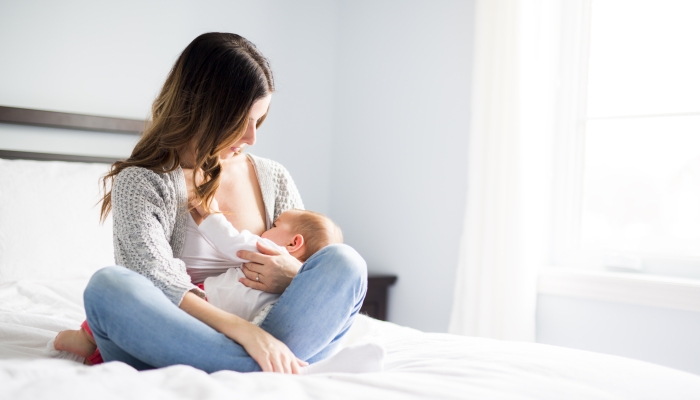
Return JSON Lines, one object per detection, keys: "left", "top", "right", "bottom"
{"left": 1, "top": 279, "right": 699, "bottom": 399}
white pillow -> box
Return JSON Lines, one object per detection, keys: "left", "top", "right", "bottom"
{"left": 0, "top": 159, "right": 114, "bottom": 281}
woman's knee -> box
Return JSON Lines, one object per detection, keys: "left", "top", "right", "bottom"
{"left": 84, "top": 266, "right": 135, "bottom": 306}
{"left": 307, "top": 244, "right": 367, "bottom": 282}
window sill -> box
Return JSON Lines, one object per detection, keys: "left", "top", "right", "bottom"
{"left": 538, "top": 268, "right": 700, "bottom": 312}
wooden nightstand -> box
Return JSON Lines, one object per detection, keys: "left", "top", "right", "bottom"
{"left": 360, "top": 274, "right": 397, "bottom": 321}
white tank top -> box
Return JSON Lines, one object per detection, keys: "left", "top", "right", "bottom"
{"left": 181, "top": 212, "right": 234, "bottom": 284}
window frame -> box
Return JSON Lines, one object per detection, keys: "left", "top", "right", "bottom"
{"left": 548, "top": 0, "right": 700, "bottom": 282}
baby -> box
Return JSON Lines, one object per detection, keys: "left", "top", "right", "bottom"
{"left": 193, "top": 204, "right": 344, "bottom": 325}
{"left": 53, "top": 205, "right": 366, "bottom": 370}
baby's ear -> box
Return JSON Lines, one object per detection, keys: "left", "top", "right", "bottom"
{"left": 287, "top": 234, "right": 305, "bottom": 253}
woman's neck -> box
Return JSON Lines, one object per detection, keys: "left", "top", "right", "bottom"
{"left": 179, "top": 147, "right": 196, "bottom": 169}
{"left": 179, "top": 149, "right": 248, "bottom": 169}
{"left": 219, "top": 152, "right": 249, "bottom": 167}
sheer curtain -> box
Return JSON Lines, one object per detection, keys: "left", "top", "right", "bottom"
{"left": 449, "top": 0, "right": 589, "bottom": 341}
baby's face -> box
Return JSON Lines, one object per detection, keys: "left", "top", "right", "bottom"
{"left": 261, "top": 210, "right": 300, "bottom": 247}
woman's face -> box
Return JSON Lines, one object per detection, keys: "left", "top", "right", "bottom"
{"left": 219, "top": 94, "right": 272, "bottom": 160}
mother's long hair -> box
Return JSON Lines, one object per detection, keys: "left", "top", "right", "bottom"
{"left": 99, "top": 32, "right": 274, "bottom": 222}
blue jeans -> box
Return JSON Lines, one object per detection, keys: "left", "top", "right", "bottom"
{"left": 84, "top": 244, "right": 367, "bottom": 373}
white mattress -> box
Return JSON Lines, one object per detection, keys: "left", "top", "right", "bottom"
{"left": 1, "top": 279, "right": 699, "bottom": 400}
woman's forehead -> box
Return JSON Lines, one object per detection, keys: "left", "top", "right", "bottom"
{"left": 250, "top": 94, "right": 272, "bottom": 118}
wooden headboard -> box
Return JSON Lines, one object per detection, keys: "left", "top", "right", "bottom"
{"left": 0, "top": 105, "right": 144, "bottom": 163}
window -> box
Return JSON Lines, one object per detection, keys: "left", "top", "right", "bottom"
{"left": 557, "top": 0, "right": 700, "bottom": 278}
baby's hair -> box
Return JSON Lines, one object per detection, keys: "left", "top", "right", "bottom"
{"left": 289, "top": 210, "right": 343, "bottom": 261}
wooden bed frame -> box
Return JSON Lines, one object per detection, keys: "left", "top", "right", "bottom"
{"left": 0, "top": 105, "right": 144, "bottom": 163}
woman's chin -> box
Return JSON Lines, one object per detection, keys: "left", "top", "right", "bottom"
{"left": 219, "top": 150, "right": 244, "bottom": 160}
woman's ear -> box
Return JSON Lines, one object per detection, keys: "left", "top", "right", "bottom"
{"left": 287, "top": 234, "right": 305, "bottom": 253}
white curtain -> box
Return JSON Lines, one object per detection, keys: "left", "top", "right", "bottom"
{"left": 449, "top": 0, "right": 586, "bottom": 341}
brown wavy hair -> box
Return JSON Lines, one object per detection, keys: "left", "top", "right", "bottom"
{"left": 99, "top": 32, "right": 274, "bottom": 222}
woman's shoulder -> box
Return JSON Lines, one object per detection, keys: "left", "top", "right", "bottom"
{"left": 114, "top": 166, "right": 183, "bottom": 186}
{"left": 113, "top": 166, "right": 186, "bottom": 202}
{"left": 246, "top": 153, "right": 298, "bottom": 188}
{"left": 246, "top": 153, "right": 304, "bottom": 214}
{"left": 246, "top": 153, "right": 289, "bottom": 176}
{"left": 114, "top": 165, "right": 156, "bottom": 182}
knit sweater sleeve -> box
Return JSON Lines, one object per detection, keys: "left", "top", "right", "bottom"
{"left": 111, "top": 167, "right": 204, "bottom": 306}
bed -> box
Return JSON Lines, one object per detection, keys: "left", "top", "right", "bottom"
{"left": 1, "top": 110, "right": 700, "bottom": 399}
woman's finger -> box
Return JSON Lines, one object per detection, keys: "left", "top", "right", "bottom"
{"left": 275, "top": 353, "right": 285, "bottom": 374}
{"left": 277, "top": 351, "right": 293, "bottom": 374}
{"left": 255, "top": 241, "right": 282, "bottom": 256}
{"left": 241, "top": 264, "right": 260, "bottom": 280}
{"left": 271, "top": 353, "right": 284, "bottom": 373}
{"left": 237, "top": 250, "right": 270, "bottom": 264}
{"left": 291, "top": 358, "right": 305, "bottom": 375}
{"left": 282, "top": 353, "right": 295, "bottom": 374}
{"left": 238, "top": 266, "right": 266, "bottom": 290}
{"left": 241, "top": 265, "right": 267, "bottom": 288}
{"left": 257, "top": 356, "right": 272, "bottom": 373}
{"left": 239, "top": 277, "right": 266, "bottom": 290}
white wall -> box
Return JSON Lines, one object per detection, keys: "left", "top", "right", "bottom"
{"left": 329, "top": 0, "right": 474, "bottom": 332}
{"left": 537, "top": 294, "right": 700, "bottom": 375}
{"left": 0, "top": 0, "right": 338, "bottom": 214}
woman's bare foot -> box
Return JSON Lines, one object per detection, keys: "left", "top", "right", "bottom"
{"left": 53, "top": 328, "right": 97, "bottom": 358}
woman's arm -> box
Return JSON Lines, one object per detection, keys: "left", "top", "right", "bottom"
{"left": 179, "top": 292, "right": 306, "bottom": 373}
{"left": 112, "top": 167, "right": 204, "bottom": 305}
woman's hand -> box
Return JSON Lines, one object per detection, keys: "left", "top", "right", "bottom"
{"left": 230, "top": 319, "right": 308, "bottom": 374}
{"left": 238, "top": 242, "right": 303, "bottom": 294}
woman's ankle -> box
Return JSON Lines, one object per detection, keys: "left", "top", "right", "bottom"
{"left": 79, "top": 327, "right": 97, "bottom": 346}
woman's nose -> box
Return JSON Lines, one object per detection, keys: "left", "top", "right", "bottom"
{"left": 242, "top": 123, "right": 257, "bottom": 146}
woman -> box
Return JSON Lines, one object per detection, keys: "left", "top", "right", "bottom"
{"left": 81, "top": 32, "right": 368, "bottom": 374}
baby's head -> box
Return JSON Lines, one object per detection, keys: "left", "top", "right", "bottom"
{"left": 261, "top": 209, "right": 343, "bottom": 262}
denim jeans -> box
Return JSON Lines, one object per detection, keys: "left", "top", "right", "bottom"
{"left": 84, "top": 244, "right": 367, "bottom": 373}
